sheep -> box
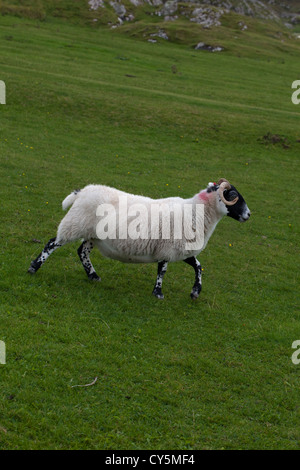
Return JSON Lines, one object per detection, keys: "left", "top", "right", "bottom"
{"left": 28, "top": 178, "right": 251, "bottom": 299}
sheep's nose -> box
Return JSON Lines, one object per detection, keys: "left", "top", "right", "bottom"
{"left": 247, "top": 211, "right": 251, "bottom": 218}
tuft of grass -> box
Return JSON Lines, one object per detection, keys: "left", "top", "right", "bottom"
{"left": 0, "top": 0, "right": 46, "bottom": 20}
{"left": 0, "top": 13, "right": 299, "bottom": 450}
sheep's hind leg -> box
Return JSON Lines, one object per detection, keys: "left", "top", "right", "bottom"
{"left": 77, "top": 240, "right": 100, "bottom": 281}
{"left": 152, "top": 260, "right": 168, "bottom": 299}
{"left": 28, "top": 237, "right": 62, "bottom": 274}
{"left": 184, "top": 256, "right": 202, "bottom": 300}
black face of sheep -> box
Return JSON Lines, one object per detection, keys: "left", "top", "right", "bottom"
{"left": 222, "top": 184, "right": 251, "bottom": 222}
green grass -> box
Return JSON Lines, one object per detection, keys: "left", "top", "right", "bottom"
{"left": 0, "top": 13, "right": 299, "bottom": 449}
{"left": 120, "top": 11, "right": 300, "bottom": 58}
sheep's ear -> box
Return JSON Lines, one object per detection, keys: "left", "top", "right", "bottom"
{"left": 198, "top": 189, "right": 214, "bottom": 202}
{"left": 198, "top": 182, "right": 218, "bottom": 201}
{"left": 206, "top": 182, "right": 218, "bottom": 192}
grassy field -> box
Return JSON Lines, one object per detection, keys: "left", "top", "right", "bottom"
{"left": 0, "top": 12, "right": 299, "bottom": 450}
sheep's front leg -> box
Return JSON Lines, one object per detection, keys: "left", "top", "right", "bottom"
{"left": 28, "top": 237, "right": 62, "bottom": 274}
{"left": 184, "top": 256, "right": 202, "bottom": 300}
{"left": 77, "top": 240, "right": 100, "bottom": 281}
{"left": 152, "top": 260, "right": 168, "bottom": 300}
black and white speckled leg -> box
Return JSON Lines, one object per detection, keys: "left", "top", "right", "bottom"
{"left": 28, "top": 237, "right": 62, "bottom": 274}
{"left": 77, "top": 240, "right": 100, "bottom": 281}
{"left": 152, "top": 260, "right": 168, "bottom": 299}
{"left": 184, "top": 256, "right": 202, "bottom": 300}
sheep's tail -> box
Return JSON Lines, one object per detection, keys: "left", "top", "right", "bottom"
{"left": 62, "top": 189, "right": 81, "bottom": 210}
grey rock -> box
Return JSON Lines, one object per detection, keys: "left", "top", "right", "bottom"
{"left": 150, "top": 29, "right": 169, "bottom": 40}
{"left": 160, "top": 1, "right": 178, "bottom": 16}
{"left": 88, "top": 0, "right": 105, "bottom": 10}
{"left": 110, "top": 1, "right": 126, "bottom": 18}
{"left": 195, "top": 42, "right": 224, "bottom": 52}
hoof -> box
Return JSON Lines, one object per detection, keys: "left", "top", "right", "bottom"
{"left": 190, "top": 292, "right": 199, "bottom": 300}
{"left": 152, "top": 290, "right": 164, "bottom": 300}
{"left": 28, "top": 266, "right": 36, "bottom": 274}
{"left": 88, "top": 273, "right": 101, "bottom": 282}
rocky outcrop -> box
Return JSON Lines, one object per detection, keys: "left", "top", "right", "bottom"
{"left": 88, "top": 0, "right": 300, "bottom": 30}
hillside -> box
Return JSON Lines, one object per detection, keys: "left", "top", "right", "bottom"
{"left": 1, "top": 0, "right": 300, "bottom": 54}
{"left": 88, "top": 0, "right": 300, "bottom": 27}
{"left": 1, "top": 0, "right": 300, "bottom": 24}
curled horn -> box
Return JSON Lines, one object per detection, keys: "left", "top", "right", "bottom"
{"left": 218, "top": 178, "right": 239, "bottom": 206}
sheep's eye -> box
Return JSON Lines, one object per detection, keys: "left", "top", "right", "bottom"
{"left": 228, "top": 190, "right": 238, "bottom": 201}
